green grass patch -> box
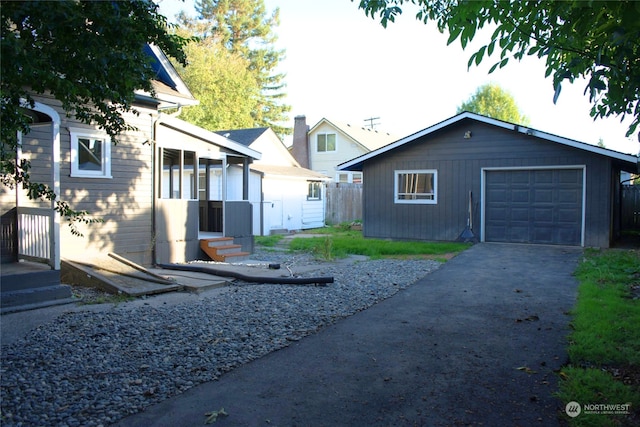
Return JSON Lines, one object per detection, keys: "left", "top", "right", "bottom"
{"left": 557, "top": 248, "right": 640, "bottom": 426}
{"left": 254, "top": 234, "right": 285, "bottom": 247}
{"left": 286, "top": 227, "right": 469, "bottom": 260}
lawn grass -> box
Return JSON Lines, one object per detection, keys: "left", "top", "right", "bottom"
{"left": 557, "top": 248, "right": 640, "bottom": 426}
{"left": 283, "top": 224, "right": 470, "bottom": 260}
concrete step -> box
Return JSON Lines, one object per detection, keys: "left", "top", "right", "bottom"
{"left": 1, "top": 284, "right": 74, "bottom": 314}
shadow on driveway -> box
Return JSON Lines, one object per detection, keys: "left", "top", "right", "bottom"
{"left": 115, "top": 243, "right": 581, "bottom": 426}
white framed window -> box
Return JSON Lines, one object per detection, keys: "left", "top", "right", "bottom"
{"left": 316, "top": 133, "right": 336, "bottom": 152}
{"left": 395, "top": 169, "right": 437, "bottom": 204}
{"left": 160, "top": 148, "right": 197, "bottom": 200}
{"left": 307, "top": 181, "right": 322, "bottom": 200}
{"left": 336, "top": 171, "right": 363, "bottom": 184}
{"left": 70, "top": 128, "right": 112, "bottom": 178}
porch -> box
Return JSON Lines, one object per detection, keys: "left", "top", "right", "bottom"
{"left": 1, "top": 207, "right": 73, "bottom": 313}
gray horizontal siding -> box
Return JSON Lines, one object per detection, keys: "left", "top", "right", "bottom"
{"left": 362, "top": 120, "right": 615, "bottom": 247}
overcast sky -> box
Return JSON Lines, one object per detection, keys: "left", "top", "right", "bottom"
{"left": 158, "top": 0, "right": 639, "bottom": 155}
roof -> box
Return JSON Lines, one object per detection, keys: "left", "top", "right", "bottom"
{"left": 310, "top": 118, "right": 399, "bottom": 151}
{"left": 135, "top": 44, "right": 198, "bottom": 108}
{"left": 339, "top": 112, "right": 639, "bottom": 172}
{"left": 158, "top": 116, "right": 261, "bottom": 160}
{"left": 250, "top": 164, "right": 330, "bottom": 180}
{"left": 214, "top": 128, "right": 270, "bottom": 147}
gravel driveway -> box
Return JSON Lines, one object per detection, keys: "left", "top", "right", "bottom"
{"left": 113, "top": 243, "right": 581, "bottom": 427}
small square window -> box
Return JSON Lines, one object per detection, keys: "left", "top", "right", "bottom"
{"left": 317, "top": 133, "right": 336, "bottom": 152}
{"left": 70, "top": 128, "right": 111, "bottom": 178}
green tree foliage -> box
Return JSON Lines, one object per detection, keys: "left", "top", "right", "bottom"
{"left": 457, "top": 83, "right": 530, "bottom": 125}
{"left": 1, "top": 0, "right": 189, "bottom": 233}
{"left": 173, "top": 27, "right": 260, "bottom": 130}
{"left": 183, "top": 0, "right": 291, "bottom": 135}
{"left": 356, "top": 0, "right": 640, "bottom": 141}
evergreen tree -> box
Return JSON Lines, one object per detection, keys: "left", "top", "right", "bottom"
{"left": 187, "top": 0, "right": 291, "bottom": 136}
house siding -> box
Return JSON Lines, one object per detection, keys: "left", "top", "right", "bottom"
{"left": 19, "top": 95, "right": 157, "bottom": 265}
{"left": 362, "top": 120, "right": 616, "bottom": 247}
{"left": 309, "top": 122, "right": 367, "bottom": 176}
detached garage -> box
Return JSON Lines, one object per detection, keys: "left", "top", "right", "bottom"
{"left": 338, "top": 112, "right": 639, "bottom": 248}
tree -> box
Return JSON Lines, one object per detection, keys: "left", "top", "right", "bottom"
{"left": 1, "top": 0, "right": 190, "bottom": 232}
{"left": 185, "top": 0, "right": 291, "bottom": 135}
{"left": 356, "top": 0, "right": 640, "bottom": 142}
{"left": 457, "top": 83, "right": 530, "bottom": 125}
{"left": 173, "top": 27, "right": 261, "bottom": 130}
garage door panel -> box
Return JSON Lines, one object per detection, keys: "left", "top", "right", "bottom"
{"left": 534, "top": 207, "right": 554, "bottom": 222}
{"left": 534, "top": 189, "right": 553, "bottom": 203}
{"left": 485, "top": 169, "right": 583, "bottom": 245}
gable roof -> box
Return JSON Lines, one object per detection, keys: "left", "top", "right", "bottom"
{"left": 158, "top": 116, "right": 261, "bottom": 160}
{"left": 339, "top": 111, "right": 639, "bottom": 172}
{"left": 214, "top": 128, "right": 270, "bottom": 147}
{"left": 135, "top": 44, "right": 198, "bottom": 108}
{"left": 310, "top": 118, "right": 399, "bottom": 151}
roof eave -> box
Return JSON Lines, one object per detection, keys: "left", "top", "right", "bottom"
{"left": 338, "top": 111, "right": 639, "bottom": 171}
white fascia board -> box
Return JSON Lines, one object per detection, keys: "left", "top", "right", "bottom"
{"left": 338, "top": 111, "right": 638, "bottom": 170}
{"left": 147, "top": 44, "right": 195, "bottom": 100}
{"left": 159, "top": 116, "right": 261, "bottom": 160}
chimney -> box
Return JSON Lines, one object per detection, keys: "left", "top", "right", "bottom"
{"left": 291, "top": 115, "right": 310, "bottom": 169}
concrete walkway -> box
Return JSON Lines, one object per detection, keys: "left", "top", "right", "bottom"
{"left": 114, "top": 243, "right": 581, "bottom": 427}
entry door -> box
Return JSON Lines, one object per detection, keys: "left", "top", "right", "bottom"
{"left": 484, "top": 168, "right": 584, "bottom": 245}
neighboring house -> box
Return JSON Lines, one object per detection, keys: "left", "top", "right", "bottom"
{"left": 0, "top": 44, "right": 259, "bottom": 278}
{"left": 216, "top": 127, "right": 330, "bottom": 234}
{"left": 290, "top": 115, "right": 398, "bottom": 183}
{"left": 339, "top": 112, "right": 639, "bottom": 248}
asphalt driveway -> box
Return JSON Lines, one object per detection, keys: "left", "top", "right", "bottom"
{"left": 115, "top": 243, "right": 581, "bottom": 426}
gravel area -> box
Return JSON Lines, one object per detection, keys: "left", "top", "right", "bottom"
{"left": 1, "top": 249, "right": 441, "bottom": 427}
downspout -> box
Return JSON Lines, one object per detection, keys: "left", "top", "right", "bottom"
{"left": 151, "top": 113, "right": 158, "bottom": 265}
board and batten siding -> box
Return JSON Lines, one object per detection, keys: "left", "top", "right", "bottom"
{"left": 362, "top": 120, "right": 616, "bottom": 247}
{"left": 25, "top": 94, "right": 158, "bottom": 265}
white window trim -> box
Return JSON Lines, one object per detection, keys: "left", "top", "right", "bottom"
{"left": 316, "top": 133, "right": 337, "bottom": 153}
{"left": 394, "top": 169, "right": 437, "bottom": 204}
{"left": 69, "top": 128, "right": 112, "bottom": 178}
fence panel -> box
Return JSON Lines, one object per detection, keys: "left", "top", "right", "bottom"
{"left": 325, "top": 182, "right": 362, "bottom": 225}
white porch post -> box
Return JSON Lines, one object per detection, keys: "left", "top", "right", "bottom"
{"left": 221, "top": 154, "right": 227, "bottom": 236}
{"left": 50, "top": 119, "right": 61, "bottom": 269}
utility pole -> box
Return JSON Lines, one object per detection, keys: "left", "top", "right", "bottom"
{"left": 364, "top": 116, "right": 380, "bottom": 130}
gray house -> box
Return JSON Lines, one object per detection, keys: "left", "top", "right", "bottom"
{"left": 338, "top": 112, "right": 639, "bottom": 247}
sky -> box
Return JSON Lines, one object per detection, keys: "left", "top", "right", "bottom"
{"left": 157, "top": 0, "right": 639, "bottom": 155}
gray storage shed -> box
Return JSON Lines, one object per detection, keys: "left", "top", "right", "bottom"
{"left": 338, "top": 112, "right": 639, "bottom": 247}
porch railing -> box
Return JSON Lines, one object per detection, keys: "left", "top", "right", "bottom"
{"left": 17, "top": 207, "right": 53, "bottom": 264}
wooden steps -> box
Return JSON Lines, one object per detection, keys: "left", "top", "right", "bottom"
{"left": 200, "top": 237, "right": 251, "bottom": 262}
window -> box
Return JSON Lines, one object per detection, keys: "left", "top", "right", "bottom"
{"left": 161, "top": 148, "right": 197, "bottom": 199}
{"left": 336, "top": 172, "right": 363, "bottom": 184}
{"left": 70, "top": 128, "right": 111, "bottom": 178}
{"left": 395, "top": 170, "right": 437, "bottom": 204}
{"left": 307, "top": 181, "right": 322, "bottom": 200}
{"left": 316, "top": 133, "right": 336, "bottom": 152}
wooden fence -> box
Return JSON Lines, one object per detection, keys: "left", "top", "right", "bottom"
{"left": 621, "top": 185, "right": 640, "bottom": 229}
{"left": 325, "top": 182, "right": 362, "bottom": 225}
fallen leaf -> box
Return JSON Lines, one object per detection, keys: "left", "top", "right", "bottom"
{"left": 204, "top": 407, "right": 228, "bottom": 424}
{"left": 516, "top": 366, "right": 536, "bottom": 374}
